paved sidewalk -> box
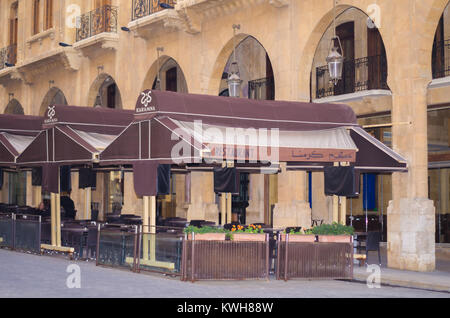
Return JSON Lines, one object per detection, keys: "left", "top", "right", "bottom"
{"left": 0, "top": 249, "right": 448, "bottom": 298}
{"left": 352, "top": 247, "right": 450, "bottom": 292}
{"left": 354, "top": 267, "right": 450, "bottom": 292}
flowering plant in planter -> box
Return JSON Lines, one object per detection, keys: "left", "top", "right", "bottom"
{"left": 230, "top": 224, "right": 266, "bottom": 242}
{"left": 231, "top": 224, "right": 264, "bottom": 234}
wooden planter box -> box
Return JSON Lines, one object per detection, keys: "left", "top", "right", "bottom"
{"left": 317, "top": 235, "right": 352, "bottom": 243}
{"left": 232, "top": 233, "right": 267, "bottom": 242}
{"left": 280, "top": 234, "right": 316, "bottom": 242}
{"left": 187, "top": 233, "right": 226, "bottom": 241}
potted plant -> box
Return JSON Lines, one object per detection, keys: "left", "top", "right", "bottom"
{"left": 312, "top": 222, "right": 354, "bottom": 243}
{"left": 184, "top": 226, "right": 227, "bottom": 241}
{"left": 280, "top": 228, "right": 316, "bottom": 243}
{"left": 230, "top": 224, "right": 267, "bottom": 242}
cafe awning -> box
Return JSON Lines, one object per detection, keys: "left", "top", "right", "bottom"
{"left": 17, "top": 105, "right": 134, "bottom": 166}
{"left": 0, "top": 114, "right": 42, "bottom": 166}
{"left": 100, "top": 90, "right": 360, "bottom": 165}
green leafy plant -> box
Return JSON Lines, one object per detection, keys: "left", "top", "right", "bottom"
{"left": 310, "top": 222, "right": 354, "bottom": 235}
{"left": 283, "top": 228, "right": 314, "bottom": 235}
{"left": 183, "top": 226, "right": 228, "bottom": 234}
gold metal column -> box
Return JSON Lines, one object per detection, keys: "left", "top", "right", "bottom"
{"left": 84, "top": 187, "right": 92, "bottom": 220}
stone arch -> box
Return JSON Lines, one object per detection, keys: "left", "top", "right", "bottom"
{"left": 208, "top": 33, "right": 275, "bottom": 99}
{"left": 39, "top": 87, "right": 68, "bottom": 116}
{"left": 141, "top": 56, "right": 188, "bottom": 93}
{"left": 87, "top": 73, "right": 123, "bottom": 109}
{"left": 307, "top": 5, "right": 390, "bottom": 100}
{"left": 219, "top": 36, "right": 275, "bottom": 99}
{"left": 4, "top": 98, "right": 24, "bottom": 115}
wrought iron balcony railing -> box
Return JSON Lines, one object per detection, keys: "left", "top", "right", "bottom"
{"left": 131, "top": 0, "right": 176, "bottom": 21}
{"left": 248, "top": 76, "right": 275, "bottom": 100}
{"left": 76, "top": 5, "right": 118, "bottom": 42}
{"left": 315, "top": 55, "right": 388, "bottom": 99}
{"left": 0, "top": 44, "right": 17, "bottom": 71}
{"left": 432, "top": 38, "right": 450, "bottom": 79}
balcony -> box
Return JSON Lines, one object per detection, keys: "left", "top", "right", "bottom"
{"left": 0, "top": 45, "right": 17, "bottom": 71}
{"left": 131, "top": 0, "right": 176, "bottom": 21}
{"left": 248, "top": 77, "right": 275, "bottom": 100}
{"left": 128, "top": 0, "right": 190, "bottom": 38}
{"left": 0, "top": 44, "right": 21, "bottom": 86}
{"left": 73, "top": 5, "right": 119, "bottom": 56}
{"left": 315, "top": 55, "right": 389, "bottom": 102}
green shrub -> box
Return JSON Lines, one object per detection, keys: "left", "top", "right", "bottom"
{"left": 310, "top": 222, "right": 354, "bottom": 235}
{"left": 183, "top": 226, "right": 228, "bottom": 234}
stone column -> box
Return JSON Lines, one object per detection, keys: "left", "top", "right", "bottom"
{"left": 175, "top": 174, "right": 188, "bottom": 218}
{"left": 388, "top": 34, "right": 435, "bottom": 271}
{"left": 246, "top": 174, "right": 265, "bottom": 224}
{"left": 25, "top": 172, "right": 33, "bottom": 207}
{"left": 1, "top": 173, "right": 9, "bottom": 203}
{"left": 272, "top": 165, "right": 311, "bottom": 230}
{"left": 186, "top": 171, "right": 219, "bottom": 223}
{"left": 70, "top": 172, "right": 83, "bottom": 220}
{"left": 121, "top": 172, "right": 143, "bottom": 216}
{"left": 311, "top": 172, "right": 333, "bottom": 224}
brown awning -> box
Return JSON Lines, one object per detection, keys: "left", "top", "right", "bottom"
{"left": 0, "top": 114, "right": 42, "bottom": 166}
{"left": 100, "top": 90, "right": 360, "bottom": 165}
{"left": 17, "top": 105, "right": 134, "bottom": 166}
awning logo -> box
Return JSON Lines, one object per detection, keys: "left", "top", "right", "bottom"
{"left": 136, "top": 91, "right": 156, "bottom": 113}
{"left": 44, "top": 106, "right": 57, "bottom": 124}
{"left": 48, "top": 106, "right": 56, "bottom": 120}
{"left": 141, "top": 91, "right": 152, "bottom": 107}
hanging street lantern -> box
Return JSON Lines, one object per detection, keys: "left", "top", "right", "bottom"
{"left": 227, "top": 61, "right": 242, "bottom": 98}
{"left": 327, "top": 0, "right": 344, "bottom": 85}
{"left": 327, "top": 37, "right": 344, "bottom": 85}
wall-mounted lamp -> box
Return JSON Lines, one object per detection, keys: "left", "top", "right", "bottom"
{"left": 4, "top": 62, "right": 15, "bottom": 67}
{"left": 121, "top": 26, "right": 131, "bottom": 32}
{"left": 8, "top": 93, "right": 14, "bottom": 101}
{"left": 227, "top": 24, "right": 242, "bottom": 98}
{"left": 59, "top": 42, "right": 72, "bottom": 47}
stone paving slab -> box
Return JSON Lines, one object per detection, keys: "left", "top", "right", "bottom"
{"left": 353, "top": 266, "right": 450, "bottom": 293}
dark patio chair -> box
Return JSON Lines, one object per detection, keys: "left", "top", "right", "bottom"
{"left": 285, "top": 227, "right": 302, "bottom": 234}
{"left": 86, "top": 226, "right": 98, "bottom": 259}
{"left": 365, "top": 231, "right": 381, "bottom": 266}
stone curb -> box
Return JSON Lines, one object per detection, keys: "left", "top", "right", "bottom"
{"left": 353, "top": 272, "right": 450, "bottom": 293}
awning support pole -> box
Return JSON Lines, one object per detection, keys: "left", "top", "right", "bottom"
{"left": 51, "top": 193, "right": 56, "bottom": 246}
{"left": 56, "top": 169, "right": 61, "bottom": 247}
{"left": 332, "top": 163, "right": 339, "bottom": 223}
{"left": 143, "top": 196, "right": 150, "bottom": 261}
{"left": 220, "top": 194, "right": 226, "bottom": 225}
{"left": 85, "top": 187, "right": 91, "bottom": 220}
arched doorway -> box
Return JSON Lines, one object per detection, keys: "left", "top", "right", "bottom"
{"left": 217, "top": 35, "right": 276, "bottom": 226}
{"left": 311, "top": 7, "right": 389, "bottom": 100}
{"left": 309, "top": 7, "right": 392, "bottom": 237}
{"left": 142, "top": 57, "right": 188, "bottom": 93}
{"left": 88, "top": 73, "right": 123, "bottom": 109}
{"left": 39, "top": 87, "right": 68, "bottom": 116}
{"left": 4, "top": 98, "right": 24, "bottom": 115}
{"left": 429, "top": 1, "right": 450, "bottom": 243}
{"left": 3, "top": 97, "right": 25, "bottom": 205}
{"left": 219, "top": 36, "right": 275, "bottom": 100}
